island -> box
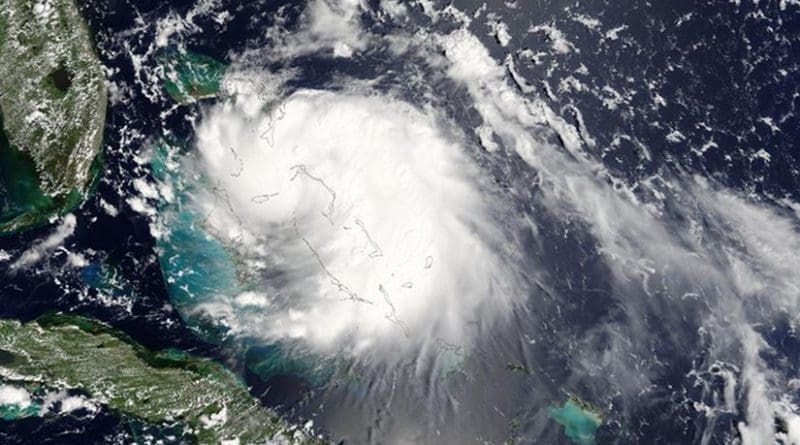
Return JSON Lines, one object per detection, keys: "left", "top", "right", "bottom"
{"left": 0, "top": 314, "right": 323, "bottom": 445}
{"left": 548, "top": 394, "right": 603, "bottom": 445}
{"left": 160, "top": 48, "right": 227, "bottom": 103}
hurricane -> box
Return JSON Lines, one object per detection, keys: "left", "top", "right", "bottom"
{"left": 2, "top": 0, "right": 800, "bottom": 444}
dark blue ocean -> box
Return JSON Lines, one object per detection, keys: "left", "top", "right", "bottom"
{"left": 2, "top": 1, "right": 800, "bottom": 444}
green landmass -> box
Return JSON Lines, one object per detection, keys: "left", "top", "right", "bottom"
{"left": 548, "top": 395, "right": 603, "bottom": 445}
{"left": 0, "top": 314, "right": 323, "bottom": 444}
{"left": 0, "top": 0, "right": 107, "bottom": 233}
{"left": 0, "top": 119, "right": 65, "bottom": 232}
{"left": 160, "top": 49, "right": 227, "bottom": 103}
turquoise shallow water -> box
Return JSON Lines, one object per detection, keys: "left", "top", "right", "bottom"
{"left": 159, "top": 48, "right": 227, "bottom": 103}
{"left": 548, "top": 399, "right": 602, "bottom": 445}
{"left": 158, "top": 207, "right": 238, "bottom": 309}
{"left": 0, "top": 117, "right": 57, "bottom": 233}
{"left": 0, "top": 402, "right": 40, "bottom": 421}
{"left": 149, "top": 142, "right": 238, "bottom": 312}
{"left": 245, "top": 342, "right": 334, "bottom": 387}
{"left": 149, "top": 141, "right": 333, "bottom": 386}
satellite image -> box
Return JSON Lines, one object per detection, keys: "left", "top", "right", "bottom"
{"left": 1, "top": 0, "right": 799, "bottom": 444}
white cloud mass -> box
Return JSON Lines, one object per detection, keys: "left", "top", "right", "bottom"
{"left": 191, "top": 87, "right": 523, "bottom": 358}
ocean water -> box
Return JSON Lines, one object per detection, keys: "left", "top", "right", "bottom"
{"left": 548, "top": 399, "right": 603, "bottom": 445}
{"left": 2, "top": 1, "right": 800, "bottom": 444}
{"left": 0, "top": 117, "right": 58, "bottom": 233}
